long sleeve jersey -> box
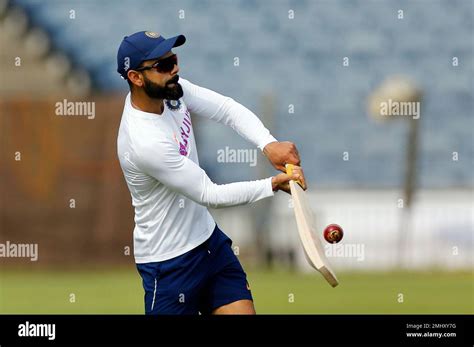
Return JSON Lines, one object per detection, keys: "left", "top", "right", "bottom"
{"left": 117, "top": 78, "right": 277, "bottom": 263}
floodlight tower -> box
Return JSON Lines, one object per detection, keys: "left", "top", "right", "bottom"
{"left": 368, "top": 76, "right": 423, "bottom": 267}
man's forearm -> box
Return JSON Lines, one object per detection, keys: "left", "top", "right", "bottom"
{"left": 201, "top": 176, "right": 274, "bottom": 209}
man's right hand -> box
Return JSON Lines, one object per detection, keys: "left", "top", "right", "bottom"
{"left": 271, "top": 165, "right": 307, "bottom": 194}
{"left": 263, "top": 141, "right": 301, "bottom": 172}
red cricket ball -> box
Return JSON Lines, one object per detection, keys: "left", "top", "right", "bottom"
{"left": 323, "top": 224, "right": 344, "bottom": 243}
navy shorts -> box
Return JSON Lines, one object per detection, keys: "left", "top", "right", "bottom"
{"left": 136, "top": 225, "right": 253, "bottom": 315}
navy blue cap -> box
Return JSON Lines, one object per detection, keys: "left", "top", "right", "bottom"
{"left": 117, "top": 31, "right": 186, "bottom": 79}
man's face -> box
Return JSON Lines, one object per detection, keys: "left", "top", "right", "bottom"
{"left": 139, "top": 51, "right": 183, "bottom": 100}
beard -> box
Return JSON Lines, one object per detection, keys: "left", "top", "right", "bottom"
{"left": 143, "top": 75, "right": 183, "bottom": 100}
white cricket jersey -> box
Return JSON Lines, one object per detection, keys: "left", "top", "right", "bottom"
{"left": 117, "top": 78, "right": 277, "bottom": 263}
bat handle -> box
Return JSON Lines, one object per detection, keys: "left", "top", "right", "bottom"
{"left": 285, "top": 163, "right": 304, "bottom": 187}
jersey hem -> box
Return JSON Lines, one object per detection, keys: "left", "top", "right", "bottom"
{"left": 134, "top": 222, "right": 216, "bottom": 264}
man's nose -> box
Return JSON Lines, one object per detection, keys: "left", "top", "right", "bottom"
{"left": 171, "top": 63, "right": 179, "bottom": 75}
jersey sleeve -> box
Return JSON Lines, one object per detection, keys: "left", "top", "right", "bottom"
{"left": 135, "top": 138, "right": 274, "bottom": 209}
{"left": 180, "top": 78, "right": 277, "bottom": 151}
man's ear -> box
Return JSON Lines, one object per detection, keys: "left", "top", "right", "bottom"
{"left": 127, "top": 70, "right": 144, "bottom": 88}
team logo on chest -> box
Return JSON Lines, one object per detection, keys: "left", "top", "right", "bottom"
{"left": 165, "top": 99, "right": 182, "bottom": 111}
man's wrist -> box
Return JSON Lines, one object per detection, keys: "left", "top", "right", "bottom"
{"left": 260, "top": 137, "right": 278, "bottom": 153}
{"left": 271, "top": 176, "right": 278, "bottom": 192}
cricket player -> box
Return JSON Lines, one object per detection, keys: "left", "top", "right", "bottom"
{"left": 116, "top": 31, "right": 306, "bottom": 315}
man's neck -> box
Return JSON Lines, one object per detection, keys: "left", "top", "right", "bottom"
{"left": 130, "top": 92, "right": 164, "bottom": 115}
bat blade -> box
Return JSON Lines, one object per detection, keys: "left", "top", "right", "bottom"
{"left": 286, "top": 165, "right": 339, "bottom": 287}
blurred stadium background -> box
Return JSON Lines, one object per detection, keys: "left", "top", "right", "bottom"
{"left": 0, "top": 0, "right": 472, "bottom": 313}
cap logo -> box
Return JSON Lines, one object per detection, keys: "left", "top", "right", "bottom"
{"left": 145, "top": 31, "right": 160, "bottom": 38}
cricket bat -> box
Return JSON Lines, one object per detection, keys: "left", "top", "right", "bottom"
{"left": 286, "top": 164, "right": 339, "bottom": 287}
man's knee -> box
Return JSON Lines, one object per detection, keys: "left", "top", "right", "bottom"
{"left": 212, "top": 299, "right": 256, "bottom": 315}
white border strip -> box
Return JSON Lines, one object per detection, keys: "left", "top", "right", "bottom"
{"left": 151, "top": 278, "right": 157, "bottom": 311}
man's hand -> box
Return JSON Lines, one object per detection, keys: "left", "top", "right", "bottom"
{"left": 263, "top": 141, "right": 301, "bottom": 172}
{"left": 271, "top": 165, "right": 306, "bottom": 194}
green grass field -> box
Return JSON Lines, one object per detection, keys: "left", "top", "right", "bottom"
{"left": 1, "top": 268, "right": 472, "bottom": 314}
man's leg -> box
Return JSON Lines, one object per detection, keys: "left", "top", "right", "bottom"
{"left": 136, "top": 242, "right": 211, "bottom": 315}
{"left": 197, "top": 225, "right": 255, "bottom": 315}
{"left": 212, "top": 299, "right": 255, "bottom": 315}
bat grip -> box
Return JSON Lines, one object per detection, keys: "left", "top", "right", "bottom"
{"left": 285, "top": 163, "right": 303, "bottom": 187}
